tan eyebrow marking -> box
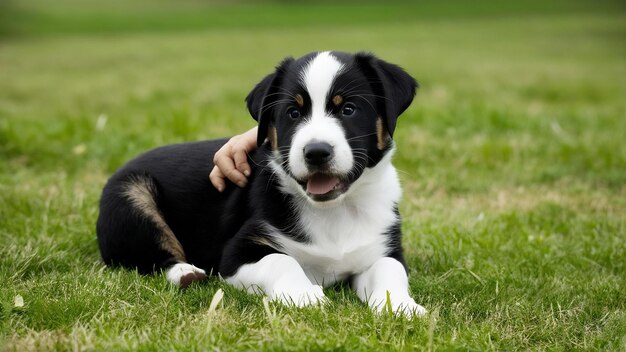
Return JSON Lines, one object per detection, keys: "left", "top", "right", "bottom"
{"left": 332, "top": 95, "right": 343, "bottom": 106}
{"left": 295, "top": 94, "right": 304, "bottom": 107}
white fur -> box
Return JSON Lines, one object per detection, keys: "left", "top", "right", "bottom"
{"left": 289, "top": 116, "right": 354, "bottom": 180}
{"left": 300, "top": 51, "right": 344, "bottom": 116}
{"left": 222, "top": 52, "right": 425, "bottom": 315}
{"left": 289, "top": 52, "right": 353, "bottom": 181}
{"left": 352, "top": 257, "right": 427, "bottom": 316}
{"left": 166, "top": 263, "right": 206, "bottom": 286}
{"left": 225, "top": 253, "right": 327, "bottom": 307}
{"left": 267, "top": 150, "right": 426, "bottom": 316}
{"left": 267, "top": 151, "right": 401, "bottom": 286}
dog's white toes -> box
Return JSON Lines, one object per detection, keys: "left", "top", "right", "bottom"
{"left": 392, "top": 300, "right": 427, "bottom": 317}
{"left": 166, "top": 263, "right": 207, "bottom": 288}
{"left": 370, "top": 294, "right": 427, "bottom": 318}
{"left": 270, "top": 284, "right": 327, "bottom": 307}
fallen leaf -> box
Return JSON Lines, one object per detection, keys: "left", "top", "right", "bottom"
{"left": 72, "top": 144, "right": 87, "bottom": 155}
{"left": 14, "top": 295, "right": 24, "bottom": 308}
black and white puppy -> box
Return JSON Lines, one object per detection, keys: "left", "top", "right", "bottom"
{"left": 97, "top": 51, "right": 426, "bottom": 315}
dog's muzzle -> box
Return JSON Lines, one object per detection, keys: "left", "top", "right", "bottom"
{"left": 297, "top": 142, "right": 350, "bottom": 202}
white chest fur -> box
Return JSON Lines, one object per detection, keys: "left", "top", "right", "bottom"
{"left": 266, "top": 155, "right": 402, "bottom": 286}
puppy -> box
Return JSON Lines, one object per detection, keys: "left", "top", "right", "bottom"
{"left": 97, "top": 51, "right": 426, "bottom": 315}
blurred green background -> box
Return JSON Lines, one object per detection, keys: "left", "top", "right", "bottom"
{"left": 1, "top": 0, "right": 625, "bottom": 350}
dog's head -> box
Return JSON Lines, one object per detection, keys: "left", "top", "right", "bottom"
{"left": 246, "top": 51, "right": 417, "bottom": 206}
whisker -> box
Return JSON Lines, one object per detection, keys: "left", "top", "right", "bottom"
{"left": 349, "top": 95, "right": 377, "bottom": 113}
{"left": 347, "top": 93, "right": 393, "bottom": 102}
{"left": 260, "top": 99, "right": 291, "bottom": 114}
{"left": 346, "top": 132, "right": 377, "bottom": 141}
{"left": 338, "top": 78, "right": 370, "bottom": 94}
{"left": 270, "top": 86, "right": 298, "bottom": 99}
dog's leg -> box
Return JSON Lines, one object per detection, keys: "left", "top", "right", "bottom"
{"left": 225, "top": 253, "right": 326, "bottom": 307}
{"left": 352, "top": 257, "right": 426, "bottom": 316}
{"left": 98, "top": 173, "right": 194, "bottom": 278}
{"left": 121, "top": 174, "right": 207, "bottom": 288}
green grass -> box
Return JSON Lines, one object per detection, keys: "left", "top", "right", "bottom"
{"left": 1, "top": 0, "right": 625, "bottom": 350}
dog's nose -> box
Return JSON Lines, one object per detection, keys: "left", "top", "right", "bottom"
{"left": 304, "top": 142, "right": 333, "bottom": 166}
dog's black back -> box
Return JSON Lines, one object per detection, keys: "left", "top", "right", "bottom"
{"left": 97, "top": 51, "right": 415, "bottom": 287}
{"left": 98, "top": 140, "right": 240, "bottom": 273}
{"left": 97, "top": 140, "right": 325, "bottom": 275}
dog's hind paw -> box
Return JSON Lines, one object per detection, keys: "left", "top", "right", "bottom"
{"left": 166, "top": 263, "right": 207, "bottom": 288}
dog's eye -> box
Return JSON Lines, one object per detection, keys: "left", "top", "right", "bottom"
{"left": 342, "top": 103, "right": 356, "bottom": 117}
{"left": 287, "top": 108, "right": 301, "bottom": 119}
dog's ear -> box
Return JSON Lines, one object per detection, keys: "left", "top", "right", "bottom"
{"left": 355, "top": 52, "right": 417, "bottom": 137}
{"left": 246, "top": 57, "right": 294, "bottom": 147}
{"left": 245, "top": 73, "right": 276, "bottom": 147}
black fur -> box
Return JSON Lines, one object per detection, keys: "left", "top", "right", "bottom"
{"left": 96, "top": 51, "right": 417, "bottom": 279}
{"left": 353, "top": 52, "right": 417, "bottom": 137}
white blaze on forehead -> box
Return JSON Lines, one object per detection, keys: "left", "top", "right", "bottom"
{"left": 288, "top": 51, "right": 353, "bottom": 195}
{"left": 300, "top": 51, "right": 344, "bottom": 117}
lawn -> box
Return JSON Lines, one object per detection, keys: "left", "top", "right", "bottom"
{"left": 1, "top": 0, "right": 625, "bottom": 350}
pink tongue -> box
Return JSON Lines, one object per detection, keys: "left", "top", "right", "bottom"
{"left": 306, "top": 174, "right": 340, "bottom": 195}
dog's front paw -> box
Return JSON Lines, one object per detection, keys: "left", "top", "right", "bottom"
{"left": 369, "top": 292, "right": 427, "bottom": 317}
{"left": 269, "top": 284, "right": 327, "bottom": 307}
{"left": 389, "top": 298, "right": 427, "bottom": 317}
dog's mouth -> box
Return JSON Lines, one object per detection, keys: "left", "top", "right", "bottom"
{"left": 298, "top": 173, "right": 349, "bottom": 202}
